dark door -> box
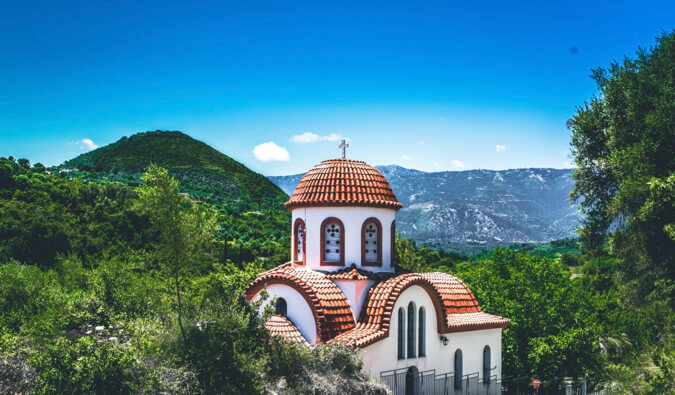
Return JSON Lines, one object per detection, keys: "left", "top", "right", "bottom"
{"left": 405, "top": 366, "right": 418, "bottom": 395}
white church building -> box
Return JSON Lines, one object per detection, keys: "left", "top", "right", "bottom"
{"left": 245, "top": 150, "right": 509, "bottom": 394}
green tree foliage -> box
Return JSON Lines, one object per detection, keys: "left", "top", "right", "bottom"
{"left": 53, "top": 131, "right": 293, "bottom": 269}
{"left": 452, "top": 249, "right": 601, "bottom": 379}
{"left": 31, "top": 337, "right": 151, "bottom": 394}
{"left": 567, "top": 32, "right": 674, "bottom": 392}
{"left": 568, "top": 31, "right": 675, "bottom": 291}
{"left": 0, "top": 157, "right": 149, "bottom": 267}
{"left": 134, "top": 164, "right": 219, "bottom": 340}
{"left": 180, "top": 292, "right": 271, "bottom": 393}
{"left": 58, "top": 131, "right": 286, "bottom": 202}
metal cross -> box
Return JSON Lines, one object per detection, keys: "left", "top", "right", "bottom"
{"left": 339, "top": 139, "right": 349, "bottom": 159}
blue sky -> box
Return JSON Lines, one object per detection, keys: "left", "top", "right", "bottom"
{"left": 0, "top": 1, "right": 673, "bottom": 175}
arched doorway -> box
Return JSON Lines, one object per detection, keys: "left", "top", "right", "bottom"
{"left": 405, "top": 366, "right": 418, "bottom": 395}
{"left": 275, "top": 297, "right": 287, "bottom": 316}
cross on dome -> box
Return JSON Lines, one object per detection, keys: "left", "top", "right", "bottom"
{"left": 339, "top": 139, "right": 349, "bottom": 159}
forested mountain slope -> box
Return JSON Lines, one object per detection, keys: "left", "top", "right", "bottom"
{"left": 55, "top": 130, "right": 291, "bottom": 262}
{"left": 58, "top": 130, "right": 287, "bottom": 203}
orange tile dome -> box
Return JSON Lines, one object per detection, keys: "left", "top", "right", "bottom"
{"left": 284, "top": 158, "right": 403, "bottom": 210}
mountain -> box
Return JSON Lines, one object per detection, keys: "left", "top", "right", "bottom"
{"left": 58, "top": 130, "right": 287, "bottom": 203}
{"left": 269, "top": 165, "right": 579, "bottom": 251}
{"left": 56, "top": 131, "right": 291, "bottom": 245}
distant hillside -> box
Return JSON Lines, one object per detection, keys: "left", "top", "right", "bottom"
{"left": 58, "top": 131, "right": 287, "bottom": 203}
{"left": 57, "top": 131, "right": 290, "bottom": 245}
{"left": 270, "top": 165, "right": 580, "bottom": 251}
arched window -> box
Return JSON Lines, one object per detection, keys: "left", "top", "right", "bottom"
{"left": 321, "top": 217, "right": 344, "bottom": 266}
{"left": 275, "top": 297, "right": 287, "bottom": 316}
{"left": 391, "top": 221, "right": 396, "bottom": 269}
{"left": 293, "top": 218, "right": 305, "bottom": 264}
{"left": 405, "top": 366, "right": 418, "bottom": 395}
{"left": 397, "top": 308, "right": 405, "bottom": 359}
{"left": 361, "top": 218, "right": 382, "bottom": 266}
{"left": 418, "top": 307, "right": 426, "bottom": 357}
{"left": 454, "top": 349, "right": 463, "bottom": 389}
{"left": 407, "top": 302, "right": 416, "bottom": 358}
{"left": 483, "top": 345, "right": 491, "bottom": 383}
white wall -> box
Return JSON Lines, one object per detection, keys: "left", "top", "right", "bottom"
{"left": 291, "top": 206, "right": 396, "bottom": 272}
{"left": 251, "top": 284, "right": 317, "bottom": 344}
{"left": 359, "top": 286, "right": 502, "bottom": 381}
{"left": 332, "top": 279, "right": 375, "bottom": 320}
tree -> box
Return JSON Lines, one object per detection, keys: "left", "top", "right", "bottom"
{"left": 135, "top": 164, "right": 218, "bottom": 340}
{"left": 453, "top": 248, "right": 601, "bottom": 379}
{"left": 568, "top": 32, "right": 675, "bottom": 300}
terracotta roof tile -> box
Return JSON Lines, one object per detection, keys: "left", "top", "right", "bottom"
{"left": 244, "top": 264, "right": 356, "bottom": 342}
{"left": 265, "top": 314, "right": 309, "bottom": 346}
{"left": 324, "top": 264, "right": 395, "bottom": 281}
{"left": 284, "top": 159, "right": 403, "bottom": 210}
{"left": 329, "top": 272, "right": 509, "bottom": 348}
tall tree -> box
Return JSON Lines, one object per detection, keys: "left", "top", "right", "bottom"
{"left": 135, "top": 164, "right": 218, "bottom": 340}
{"left": 568, "top": 32, "right": 675, "bottom": 301}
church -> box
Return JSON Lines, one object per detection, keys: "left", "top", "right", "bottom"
{"left": 245, "top": 144, "right": 509, "bottom": 393}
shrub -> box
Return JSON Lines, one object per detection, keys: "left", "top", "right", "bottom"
{"left": 31, "top": 336, "right": 153, "bottom": 394}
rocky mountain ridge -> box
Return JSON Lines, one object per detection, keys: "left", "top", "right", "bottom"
{"left": 269, "top": 165, "right": 579, "bottom": 249}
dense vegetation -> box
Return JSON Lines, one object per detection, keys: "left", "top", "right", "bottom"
{"left": 56, "top": 130, "right": 292, "bottom": 267}
{"left": 0, "top": 158, "right": 386, "bottom": 394}
{"left": 572, "top": 30, "right": 675, "bottom": 388}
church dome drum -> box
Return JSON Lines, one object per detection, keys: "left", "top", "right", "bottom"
{"left": 286, "top": 157, "right": 402, "bottom": 272}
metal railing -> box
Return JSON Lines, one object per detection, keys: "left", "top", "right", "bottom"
{"left": 381, "top": 369, "right": 499, "bottom": 395}
{"left": 380, "top": 368, "right": 411, "bottom": 395}
{"left": 379, "top": 369, "right": 609, "bottom": 395}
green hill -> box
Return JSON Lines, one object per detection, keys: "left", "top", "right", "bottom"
{"left": 58, "top": 130, "right": 286, "bottom": 203}
{"left": 55, "top": 131, "right": 291, "bottom": 262}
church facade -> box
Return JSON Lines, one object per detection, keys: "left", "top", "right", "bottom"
{"left": 245, "top": 156, "right": 509, "bottom": 393}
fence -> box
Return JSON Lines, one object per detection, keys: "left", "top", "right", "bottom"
{"left": 380, "top": 369, "right": 499, "bottom": 395}
{"left": 380, "top": 370, "right": 604, "bottom": 395}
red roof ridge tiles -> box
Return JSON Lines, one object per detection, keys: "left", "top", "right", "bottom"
{"left": 284, "top": 158, "right": 404, "bottom": 210}
{"left": 328, "top": 272, "right": 509, "bottom": 348}
{"left": 244, "top": 264, "right": 356, "bottom": 342}
{"left": 265, "top": 314, "right": 309, "bottom": 346}
{"left": 324, "top": 263, "right": 395, "bottom": 281}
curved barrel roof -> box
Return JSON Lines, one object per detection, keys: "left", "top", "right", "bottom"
{"left": 329, "top": 272, "right": 510, "bottom": 347}
{"left": 244, "top": 263, "right": 356, "bottom": 342}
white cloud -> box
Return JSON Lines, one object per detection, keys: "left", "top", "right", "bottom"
{"left": 495, "top": 145, "right": 507, "bottom": 152}
{"left": 253, "top": 142, "right": 290, "bottom": 162}
{"left": 291, "top": 132, "right": 320, "bottom": 144}
{"left": 79, "top": 138, "right": 98, "bottom": 150}
{"left": 451, "top": 159, "right": 465, "bottom": 169}
{"left": 291, "top": 132, "right": 344, "bottom": 143}
{"left": 322, "top": 133, "right": 341, "bottom": 141}
{"left": 401, "top": 154, "right": 412, "bottom": 161}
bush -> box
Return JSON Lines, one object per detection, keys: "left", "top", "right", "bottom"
{"left": 268, "top": 343, "right": 389, "bottom": 394}
{"left": 180, "top": 292, "right": 270, "bottom": 394}
{"left": 31, "top": 336, "right": 153, "bottom": 394}
{"left": 0, "top": 262, "right": 66, "bottom": 335}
